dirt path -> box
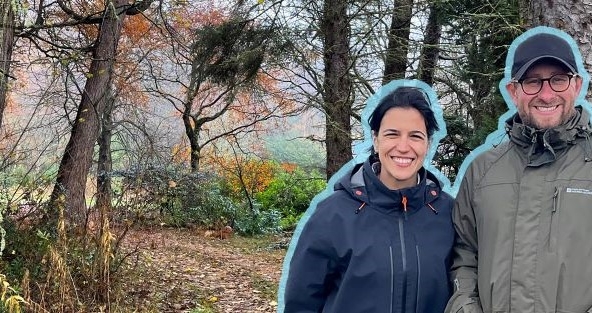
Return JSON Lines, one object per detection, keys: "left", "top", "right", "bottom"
{"left": 118, "top": 228, "right": 287, "bottom": 313}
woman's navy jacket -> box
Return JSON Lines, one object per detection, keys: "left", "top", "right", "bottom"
{"left": 284, "top": 159, "right": 454, "bottom": 313}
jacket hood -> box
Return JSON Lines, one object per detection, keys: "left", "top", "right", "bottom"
{"left": 334, "top": 156, "right": 444, "bottom": 215}
{"left": 505, "top": 106, "right": 592, "bottom": 166}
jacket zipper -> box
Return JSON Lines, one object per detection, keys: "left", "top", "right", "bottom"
{"left": 549, "top": 186, "right": 559, "bottom": 250}
{"left": 390, "top": 195, "right": 411, "bottom": 312}
{"left": 415, "top": 245, "right": 421, "bottom": 313}
{"left": 427, "top": 202, "right": 438, "bottom": 214}
{"left": 389, "top": 246, "right": 394, "bottom": 313}
{"left": 355, "top": 202, "right": 366, "bottom": 214}
{"left": 399, "top": 217, "right": 407, "bottom": 311}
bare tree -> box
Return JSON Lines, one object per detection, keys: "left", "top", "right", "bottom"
{"left": 383, "top": 0, "right": 413, "bottom": 84}
{"left": 417, "top": 2, "right": 442, "bottom": 85}
{"left": 143, "top": 3, "right": 294, "bottom": 172}
{"left": 49, "top": 0, "right": 137, "bottom": 226}
{"left": 96, "top": 89, "right": 115, "bottom": 213}
{"left": 0, "top": 0, "right": 15, "bottom": 130}
{"left": 322, "top": 0, "right": 353, "bottom": 178}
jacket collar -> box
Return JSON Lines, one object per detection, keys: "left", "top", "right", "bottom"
{"left": 337, "top": 156, "right": 442, "bottom": 214}
{"left": 505, "top": 106, "right": 592, "bottom": 166}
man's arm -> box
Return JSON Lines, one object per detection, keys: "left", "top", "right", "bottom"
{"left": 445, "top": 174, "right": 483, "bottom": 313}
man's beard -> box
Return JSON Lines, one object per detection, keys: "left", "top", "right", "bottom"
{"left": 519, "top": 102, "right": 575, "bottom": 130}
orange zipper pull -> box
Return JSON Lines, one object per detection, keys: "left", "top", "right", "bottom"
{"left": 402, "top": 195, "right": 408, "bottom": 212}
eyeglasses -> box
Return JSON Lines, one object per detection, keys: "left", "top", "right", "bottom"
{"left": 513, "top": 73, "right": 578, "bottom": 95}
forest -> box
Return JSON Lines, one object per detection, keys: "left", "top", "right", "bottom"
{"left": 0, "top": 0, "right": 590, "bottom": 312}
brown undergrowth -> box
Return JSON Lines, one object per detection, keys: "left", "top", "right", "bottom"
{"left": 115, "top": 227, "right": 287, "bottom": 313}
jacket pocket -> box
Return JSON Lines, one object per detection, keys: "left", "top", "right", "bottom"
{"left": 549, "top": 186, "right": 560, "bottom": 251}
{"left": 549, "top": 184, "right": 592, "bottom": 305}
{"left": 552, "top": 185, "right": 592, "bottom": 249}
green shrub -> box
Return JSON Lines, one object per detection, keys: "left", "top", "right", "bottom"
{"left": 0, "top": 274, "right": 25, "bottom": 313}
{"left": 278, "top": 212, "right": 303, "bottom": 232}
{"left": 115, "top": 164, "right": 324, "bottom": 233}
{"left": 255, "top": 167, "right": 325, "bottom": 230}
{"left": 0, "top": 219, "right": 51, "bottom": 283}
{"left": 181, "top": 185, "right": 239, "bottom": 229}
{"left": 233, "top": 202, "right": 281, "bottom": 236}
{"left": 116, "top": 166, "right": 240, "bottom": 229}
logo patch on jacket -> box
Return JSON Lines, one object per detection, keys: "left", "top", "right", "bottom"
{"left": 566, "top": 187, "right": 592, "bottom": 195}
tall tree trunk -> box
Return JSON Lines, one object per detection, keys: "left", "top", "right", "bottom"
{"left": 94, "top": 88, "right": 114, "bottom": 302}
{"left": 0, "top": 0, "right": 15, "bottom": 130}
{"left": 49, "top": 0, "right": 127, "bottom": 227}
{"left": 322, "top": 0, "right": 353, "bottom": 179}
{"left": 183, "top": 112, "right": 201, "bottom": 172}
{"left": 96, "top": 89, "right": 114, "bottom": 212}
{"left": 417, "top": 3, "right": 441, "bottom": 85}
{"left": 524, "top": 0, "right": 592, "bottom": 92}
{"left": 382, "top": 0, "right": 413, "bottom": 84}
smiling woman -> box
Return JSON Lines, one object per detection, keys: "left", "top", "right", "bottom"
{"left": 373, "top": 106, "right": 429, "bottom": 190}
{"left": 280, "top": 82, "right": 455, "bottom": 313}
{"left": 369, "top": 87, "right": 438, "bottom": 191}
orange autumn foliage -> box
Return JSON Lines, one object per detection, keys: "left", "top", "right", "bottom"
{"left": 213, "top": 155, "right": 277, "bottom": 196}
{"left": 121, "top": 14, "right": 151, "bottom": 43}
{"left": 280, "top": 162, "right": 298, "bottom": 173}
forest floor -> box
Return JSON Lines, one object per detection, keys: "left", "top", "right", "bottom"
{"left": 116, "top": 227, "right": 289, "bottom": 313}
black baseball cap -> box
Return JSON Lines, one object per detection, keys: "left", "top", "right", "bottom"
{"left": 512, "top": 33, "right": 578, "bottom": 80}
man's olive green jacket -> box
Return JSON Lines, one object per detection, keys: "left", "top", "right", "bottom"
{"left": 446, "top": 107, "right": 592, "bottom": 313}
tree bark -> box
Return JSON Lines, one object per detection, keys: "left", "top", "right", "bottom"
{"left": 0, "top": 0, "right": 15, "bottom": 130}
{"left": 383, "top": 0, "right": 413, "bottom": 84}
{"left": 524, "top": 0, "right": 592, "bottom": 86}
{"left": 183, "top": 112, "right": 201, "bottom": 172}
{"left": 94, "top": 87, "right": 114, "bottom": 302}
{"left": 50, "top": 0, "right": 127, "bottom": 226}
{"left": 417, "top": 3, "right": 442, "bottom": 85}
{"left": 96, "top": 89, "right": 114, "bottom": 213}
{"left": 322, "top": 0, "right": 353, "bottom": 179}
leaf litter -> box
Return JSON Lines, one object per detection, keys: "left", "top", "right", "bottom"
{"left": 117, "top": 227, "right": 287, "bottom": 312}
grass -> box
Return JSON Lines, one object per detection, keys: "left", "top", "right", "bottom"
{"left": 188, "top": 300, "right": 218, "bottom": 313}
{"left": 190, "top": 306, "right": 217, "bottom": 313}
{"left": 228, "top": 232, "right": 289, "bottom": 254}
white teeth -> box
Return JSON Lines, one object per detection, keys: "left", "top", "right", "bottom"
{"left": 393, "top": 157, "right": 412, "bottom": 164}
{"left": 535, "top": 105, "right": 558, "bottom": 112}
